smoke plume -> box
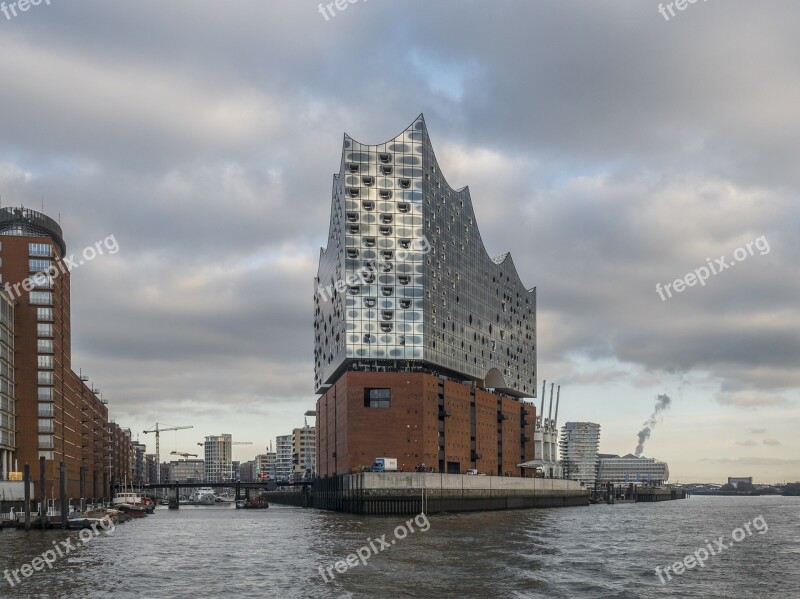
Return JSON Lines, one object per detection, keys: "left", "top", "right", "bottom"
{"left": 634, "top": 394, "right": 672, "bottom": 456}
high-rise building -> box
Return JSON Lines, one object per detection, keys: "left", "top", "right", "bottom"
{"left": 0, "top": 289, "right": 15, "bottom": 481}
{"left": 275, "top": 434, "right": 293, "bottom": 481}
{"left": 203, "top": 434, "right": 233, "bottom": 482}
{"left": 239, "top": 460, "right": 256, "bottom": 482}
{"left": 315, "top": 116, "right": 538, "bottom": 477}
{"left": 596, "top": 453, "right": 669, "bottom": 486}
{"left": 253, "top": 450, "right": 276, "bottom": 480}
{"left": 109, "top": 422, "right": 136, "bottom": 490}
{"left": 166, "top": 459, "right": 204, "bottom": 483}
{"left": 0, "top": 207, "right": 109, "bottom": 498}
{"left": 131, "top": 441, "right": 146, "bottom": 486}
{"left": 145, "top": 453, "right": 159, "bottom": 485}
{"left": 293, "top": 423, "right": 316, "bottom": 479}
{"left": 559, "top": 422, "right": 601, "bottom": 486}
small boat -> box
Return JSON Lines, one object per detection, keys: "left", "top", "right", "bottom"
{"left": 67, "top": 516, "right": 112, "bottom": 529}
{"left": 189, "top": 488, "right": 217, "bottom": 505}
{"left": 117, "top": 504, "right": 147, "bottom": 518}
{"left": 113, "top": 492, "right": 155, "bottom": 513}
{"left": 236, "top": 498, "right": 269, "bottom": 510}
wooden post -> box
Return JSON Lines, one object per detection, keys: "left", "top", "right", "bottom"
{"left": 23, "top": 463, "right": 31, "bottom": 531}
{"left": 60, "top": 462, "right": 67, "bottom": 529}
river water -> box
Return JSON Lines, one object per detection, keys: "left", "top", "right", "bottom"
{"left": 0, "top": 495, "right": 798, "bottom": 598}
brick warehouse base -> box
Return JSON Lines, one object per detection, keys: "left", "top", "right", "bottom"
{"left": 266, "top": 473, "right": 589, "bottom": 514}
{"left": 316, "top": 371, "right": 537, "bottom": 478}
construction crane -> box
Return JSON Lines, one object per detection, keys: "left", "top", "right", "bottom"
{"left": 196, "top": 441, "right": 253, "bottom": 446}
{"left": 170, "top": 451, "right": 198, "bottom": 461}
{"left": 143, "top": 423, "right": 194, "bottom": 483}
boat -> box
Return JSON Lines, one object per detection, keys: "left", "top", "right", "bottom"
{"left": 189, "top": 488, "right": 217, "bottom": 505}
{"left": 117, "top": 503, "right": 147, "bottom": 518}
{"left": 112, "top": 491, "right": 155, "bottom": 513}
{"left": 67, "top": 515, "right": 113, "bottom": 529}
{"left": 236, "top": 497, "right": 269, "bottom": 510}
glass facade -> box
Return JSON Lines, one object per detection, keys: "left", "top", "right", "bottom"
{"left": 314, "top": 115, "right": 537, "bottom": 397}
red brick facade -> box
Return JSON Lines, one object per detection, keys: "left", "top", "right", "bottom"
{"left": 316, "top": 371, "right": 536, "bottom": 477}
{"left": 1, "top": 233, "right": 112, "bottom": 498}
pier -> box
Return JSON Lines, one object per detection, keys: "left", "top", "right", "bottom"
{"left": 268, "top": 473, "right": 589, "bottom": 515}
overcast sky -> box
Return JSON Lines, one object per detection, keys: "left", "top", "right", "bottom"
{"left": 1, "top": 0, "right": 798, "bottom": 483}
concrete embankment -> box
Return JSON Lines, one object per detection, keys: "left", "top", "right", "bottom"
{"left": 268, "top": 473, "right": 588, "bottom": 514}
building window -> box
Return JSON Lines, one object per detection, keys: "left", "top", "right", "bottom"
{"left": 38, "top": 387, "right": 53, "bottom": 401}
{"left": 364, "top": 388, "right": 391, "bottom": 408}
{"left": 38, "top": 434, "right": 54, "bottom": 449}
{"left": 37, "top": 307, "right": 53, "bottom": 321}
{"left": 37, "top": 339, "right": 54, "bottom": 353}
{"left": 32, "top": 274, "right": 53, "bottom": 289}
{"left": 29, "top": 243, "right": 52, "bottom": 257}
{"left": 38, "top": 403, "right": 55, "bottom": 417}
{"left": 38, "top": 355, "right": 54, "bottom": 369}
{"left": 38, "top": 371, "right": 54, "bottom": 385}
{"left": 29, "top": 259, "right": 51, "bottom": 272}
{"left": 30, "top": 291, "right": 53, "bottom": 305}
{"left": 37, "top": 323, "right": 53, "bottom": 337}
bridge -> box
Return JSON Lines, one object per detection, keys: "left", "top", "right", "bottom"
{"left": 141, "top": 480, "right": 313, "bottom": 509}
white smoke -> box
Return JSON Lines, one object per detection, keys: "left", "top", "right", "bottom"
{"left": 634, "top": 394, "right": 671, "bottom": 456}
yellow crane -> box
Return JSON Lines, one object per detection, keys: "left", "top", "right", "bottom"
{"left": 143, "top": 423, "right": 194, "bottom": 483}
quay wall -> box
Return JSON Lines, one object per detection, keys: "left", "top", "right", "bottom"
{"left": 268, "top": 473, "right": 589, "bottom": 514}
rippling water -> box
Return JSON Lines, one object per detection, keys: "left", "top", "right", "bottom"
{"left": 1, "top": 496, "right": 798, "bottom": 598}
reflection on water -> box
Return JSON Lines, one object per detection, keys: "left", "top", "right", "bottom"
{"left": 0, "top": 496, "right": 798, "bottom": 598}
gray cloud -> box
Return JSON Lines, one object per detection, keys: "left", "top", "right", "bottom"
{"left": 1, "top": 1, "right": 799, "bottom": 470}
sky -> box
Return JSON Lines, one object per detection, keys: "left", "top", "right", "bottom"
{"left": 1, "top": 0, "right": 798, "bottom": 483}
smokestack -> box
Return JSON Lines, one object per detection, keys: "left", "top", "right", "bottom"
{"left": 548, "top": 383, "right": 554, "bottom": 423}
{"left": 540, "top": 380, "right": 546, "bottom": 427}
{"left": 554, "top": 385, "right": 560, "bottom": 426}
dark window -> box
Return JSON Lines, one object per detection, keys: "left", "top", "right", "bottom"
{"left": 364, "top": 388, "right": 391, "bottom": 408}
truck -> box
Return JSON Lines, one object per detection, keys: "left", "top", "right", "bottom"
{"left": 372, "top": 458, "right": 398, "bottom": 472}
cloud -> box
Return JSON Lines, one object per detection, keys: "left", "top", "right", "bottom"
{"left": 0, "top": 0, "right": 799, "bottom": 478}
{"left": 763, "top": 438, "right": 781, "bottom": 446}
{"left": 701, "top": 457, "right": 800, "bottom": 466}
{"left": 715, "top": 394, "right": 789, "bottom": 408}
{"left": 750, "top": 428, "right": 767, "bottom": 434}
{"left": 735, "top": 440, "right": 757, "bottom": 447}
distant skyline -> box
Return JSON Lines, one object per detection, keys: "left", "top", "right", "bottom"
{"left": 1, "top": 1, "right": 798, "bottom": 483}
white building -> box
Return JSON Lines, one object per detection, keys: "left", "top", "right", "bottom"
{"left": 204, "top": 434, "right": 233, "bottom": 483}
{"left": 596, "top": 453, "right": 669, "bottom": 486}
{"left": 293, "top": 424, "right": 316, "bottom": 479}
{"left": 559, "top": 422, "right": 601, "bottom": 486}
{"left": 275, "top": 434, "right": 293, "bottom": 482}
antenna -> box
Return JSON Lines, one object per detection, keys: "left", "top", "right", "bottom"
{"left": 548, "top": 382, "right": 554, "bottom": 424}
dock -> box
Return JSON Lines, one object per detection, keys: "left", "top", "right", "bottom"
{"left": 268, "top": 472, "right": 589, "bottom": 515}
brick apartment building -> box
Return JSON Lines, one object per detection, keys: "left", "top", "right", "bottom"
{"left": 315, "top": 116, "right": 538, "bottom": 477}
{"left": 0, "top": 206, "right": 129, "bottom": 499}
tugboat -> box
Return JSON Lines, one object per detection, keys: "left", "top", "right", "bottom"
{"left": 235, "top": 497, "right": 269, "bottom": 510}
